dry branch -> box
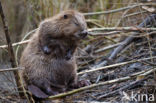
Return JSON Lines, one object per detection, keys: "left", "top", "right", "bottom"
{"left": 83, "top": 3, "right": 156, "bottom": 16}
{"left": 96, "top": 76, "right": 149, "bottom": 99}
{"left": 0, "top": 1, "right": 23, "bottom": 96}
{"left": 89, "top": 31, "right": 121, "bottom": 36}
{"left": 48, "top": 76, "right": 130, "bottom": 99}
{"left": 0, "top": 27, "right": 156, "bottom": 49}
{"left": 88, "top": 27, "right": 156, "bottom": 32}
{"left": 94, "top": 43, "right": 121, "bottom": 53}
{"left": 78, "top": 56, "right": 156, "bottom": 75}
{"left": 94, "top": 14, "right": 156, "bottom": 68}
{"left": 0, "top": 40, "right": 30, "bottom": 49}
{"left": 48, "top": 67, "right": 156, "bottom": 99}
{"left": 0, "top": 67, "right": 24, "bottom": 72}
{"left": 0, "top": 28, "right": 37, "bottom": 49}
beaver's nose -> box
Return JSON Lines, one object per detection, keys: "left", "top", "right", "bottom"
{"left": 79, "top": 30, "right": 88, "bottom": 38}
{"left": 82, "top": 30, "right": 88, "bottom": 36}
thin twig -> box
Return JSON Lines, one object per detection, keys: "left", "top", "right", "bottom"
{"left": 0, "top": 28, "right": 36, "bottom": 49}
{"left": 15, "top": 28, "right": 37, "bottom": 65}
{"left": 0, "top": 40, "right": 30, "bottom": 49}
{"left": 0, "top": 67, "right": 24, "bottom": 72}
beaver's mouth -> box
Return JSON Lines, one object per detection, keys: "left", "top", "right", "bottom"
{"left": 74, "top": 30, "right": 88, "bottom": 39}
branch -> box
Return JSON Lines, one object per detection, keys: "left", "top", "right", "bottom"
{"left": 0, "top": 27, "right": 156, "bottom": 49}
{"left": 89, "top": 31, "right": 121, "bottom": 36}
{"left": 78, "top": 56, "right": 156, "bottom": 75}
{"left": 88, "top": 27, "right": 156, "bottom": 32}
{"left": 0, "top": 28, "right": 36, "bottom": 49}
{"left": 0, "top": 67, "right": 24, "bottom": 72}
{"left": 97, "top": 76, "right": 149, "bottom": 99}
{"left": 94, "top": 14, "right": 156, "bottom": 68}
{"left": 0, "top": 1, "right": 23, "bottom": 96}
{"left": 48, "top": 67, "right": 156, "bottom": 99}
{"left": 83, "top": 3, "right": 156, "bottom": 16}
{"left": 0, "top": 40, "right": 30, "bottom": 49}
{"left": 94, "top": 43, "right": 122, "bottom": 54}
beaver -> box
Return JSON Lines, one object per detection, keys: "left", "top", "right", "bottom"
{"left": 20, "top": 10, "right": 89, "bottom": 99}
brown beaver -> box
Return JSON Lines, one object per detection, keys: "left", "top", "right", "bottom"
{"left": 20, "top": 10, "right": 89, "bottom": 99}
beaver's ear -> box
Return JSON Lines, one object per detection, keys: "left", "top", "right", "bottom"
{"left": 28, "top": 84, "right": 49, "bottom": 99}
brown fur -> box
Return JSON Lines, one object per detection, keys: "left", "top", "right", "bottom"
{"left": 20, "top": 10, "right": 88, "bottom": 98}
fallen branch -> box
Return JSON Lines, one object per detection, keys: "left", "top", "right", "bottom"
{"left": 94, "top": 43, "right": 121, "bottom": 54}
{"left": 48, "top": 67, "right": 156, "bottom": 100}
{"left": 78, "top": 56, "right": 156, "bottom": 75}
{"left": 88, "top": 27, "right": 156, "bottom": 32}
{"left": 83, "top": 3, "right": 156, "bottom": 16}
{"left": 94, "top": 14, "right": 156, "bottom": 68}
{"left": 89, "top": 31, "right": 121, "bottom": 36}
{"left": 123, "top": 11, "right": 147, "bottom": 18}
{"left": 96, "top": 76, "right": 149, "bottom": 99}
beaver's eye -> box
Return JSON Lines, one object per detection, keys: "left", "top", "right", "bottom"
{"left": 64, "top": 14, "right": 68, "bottom": 19}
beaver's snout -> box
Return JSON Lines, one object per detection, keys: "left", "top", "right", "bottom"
{"left": 75, "top": 30, "right": 88, "bottom": 39}
{"left": 80, "top": 30, "right": 88, "bottom": 38}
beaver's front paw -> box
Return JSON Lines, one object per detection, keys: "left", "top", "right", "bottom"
{"left": 42, "top": 46, "right": 51, "bottom": 54}
{"left": 77, "top": 80, "right": 91, "bottom": 88}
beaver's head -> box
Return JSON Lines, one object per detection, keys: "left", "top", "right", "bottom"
{"left": 38, "top": 10, "right": 88, "bottom": 40}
